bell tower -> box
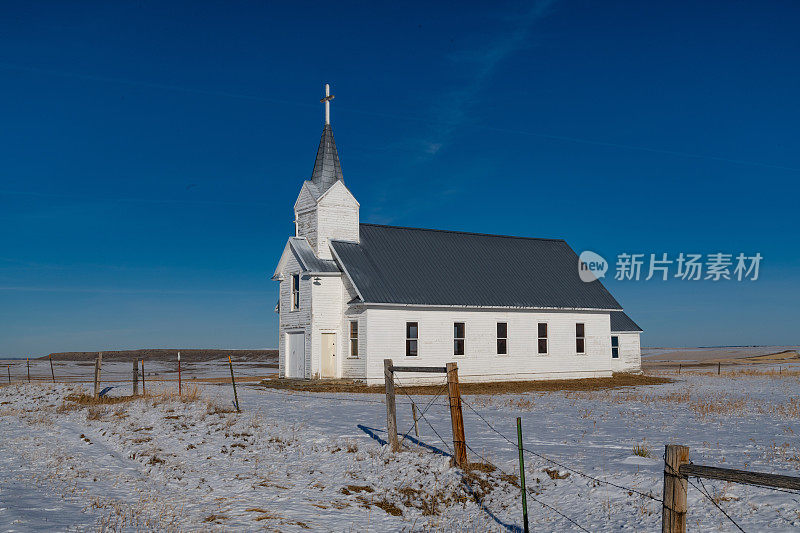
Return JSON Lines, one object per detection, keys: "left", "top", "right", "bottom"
{"left": 293, "top": 83, "right": 360, "bottom": 259}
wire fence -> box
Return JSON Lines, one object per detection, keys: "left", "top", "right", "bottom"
{"left": 393, "top": 374, "right": 591, "bottom": 531}
{"left": 10, "top": 360, "right": 796, "bottom": 531}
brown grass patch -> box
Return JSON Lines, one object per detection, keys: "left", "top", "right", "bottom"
{"left": 207, "top": 404, "right": 237, "bottom": 415}
{"left": 467, "top": 462, "right": 496, "bottom": 474}
{"left": 249, "top": 508, "right": 283, "bottom": 521}
{"left": 500, "top": 472, "right": 520, "bottom": 487}
{"left": 86, "top": 406, "right": 105, "bottom": 420}
{"left": 544, "top": 468, "right": 570, "bottom": 480}
{"left": 340, "top": 485, "right": 374, "bottom": 495}
{"left": 261, "top": 373, "right": 672, "bottom": 395}
{"left": 149, "top": 385, "right": 201, "bottom": 404}
{"left": 372, "top": 498, "right": 403, "bottom": 516}
{"left": 64, "top": 393, "right": 139, "bottom": 406}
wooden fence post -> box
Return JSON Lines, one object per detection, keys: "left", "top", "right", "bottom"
{"left": 718, "top": 362, "right": 721, "bottom": 375}
{"left": 228, "top": 355, "right": 240, "bottom": 412}
{"left": 49, "top": 355, "right": 55, "bottom": 383}
{"left": 93, "top": 352, "right": 103, "bottom": 398}
{"left": 178, "top": 351, "right": 182, "bottom": 396}
{"left": 446, "top": 362, "right": 467, "bottom": 468}
{"left": 26, "top": 358, "right": 30, "bottom": 383}
{"left": 6, "top": 365, "right": 10, "bottom": 384}
{"left": 140, "top": 360, "right": 146, "bottom": 396}
{"left": 662, "top": 444, "right": 690, "bottom": 533}
{"left": 411, "top": 403, "right": 420, "bottom": 438}
{"left": 384, "top": 359, "right": 399, "bottom": 452}
{"left": 132, "top": 359, "right": 139, "bottom": 396}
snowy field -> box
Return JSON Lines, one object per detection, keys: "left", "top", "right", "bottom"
{"left": 2, "top": 367, "right": 800, "bottom": 531}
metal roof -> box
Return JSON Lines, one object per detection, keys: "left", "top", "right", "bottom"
{"left": 330, "top": 224, "right": 623, "bottom": 310}
{"left": 310, "top": 124, "right": 343, "bottom": 193}
{"left": 610, "top": 311, "right": 643, "bottom": 332}
{"left": 289, "top": 238, "right": 340, "bottom": 274}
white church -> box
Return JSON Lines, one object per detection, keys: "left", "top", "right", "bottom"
{"left": 273, "top": 85, "right": 642, "bottom": 385}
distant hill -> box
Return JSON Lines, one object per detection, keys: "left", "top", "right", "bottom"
{"left": 42, "top": 349, "right": 277, "bottom": 362}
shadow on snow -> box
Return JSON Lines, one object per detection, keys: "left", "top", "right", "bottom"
{"left": 357, "top": 424, "right": 521, "bottom": 532}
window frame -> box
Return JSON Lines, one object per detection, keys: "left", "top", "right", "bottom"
{"left": 291, "top": 274, "right": 300, "bottom": 311}
{"left": 611, "top": 336, "right": 620, "bottom": 359}
{"left": 496, "top": 322, "right": 508, "bottom": 355}
{"left": 537, "top": 322, "right": 548, "bottom": 355}
{"left": 349, "top": 320, "right": 359, "bottom": 358}
{"left": 576, "top": 323, "right": 586, "bottom": 355}
{"left": 406, "top": 322, "right": 418, "bottom": 357}
{"left": 453, "top": 322, "right": 465, "bottom": 356}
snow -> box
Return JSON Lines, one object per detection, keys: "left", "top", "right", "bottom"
{"left": 2, "top": 366, "right": 800, "bottom": 531}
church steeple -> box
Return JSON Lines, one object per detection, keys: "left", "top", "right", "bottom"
{"left": 310, "top": 84, "right": 343, "bottom": 193}
{"left": 294, "top": 83, "right": 359, "bottom": 259}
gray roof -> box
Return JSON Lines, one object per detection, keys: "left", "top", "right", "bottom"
{"left": 610, "top": 311, "right": 643, "bottom": 332}
{"left": 289, "top": 238, "right": 339, "bottom": 274}
{"left": 331, "top": 224, "right": 622, "bottom": 310}
{"left": 310, "top": 124, "right": 343, "bottom": 193}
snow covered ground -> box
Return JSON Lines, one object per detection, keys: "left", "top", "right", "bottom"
{"left": 2, "top": 368, "right": 800, "bottom": 531}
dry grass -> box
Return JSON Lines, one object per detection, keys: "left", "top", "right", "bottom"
{"left": 759, "top": 398, "right": 800, "bottom": 418}
{"left": 261, "top": 373, "right": 672, "bottom": 395}
{"left": 543, "top": 467, "right": 570, "bottom": 480}
{"left": 149, "top": 385, "right": 201, "bottom": 405}
{"left": 87, "top": 405, "right": 106, "bottom": 420}
{"left": 371, "top": 498, "right": 403, "bottom": 516}
{"left": 340, "top": 485, "right": 374, "bottom": 495}
{"left": 689, "top": 396, "right": 747, "bottom": 418}
{"left": 64, "top": 393, "right": 140, "bottom": 406}
{"left": 632, "top": 443, "right": 652, "bottom": 458}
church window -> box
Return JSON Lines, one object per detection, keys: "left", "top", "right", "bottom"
{"left": 576, "top": 323, "right": 585, "bottom": 354}
{"left": 497, "top": 322, "right": 507, "bottom": 355}
{"left": 611, "top": 336, "right": 619, "bottom": 358}
{"left": 291, "top": 274, "right": 300, "bottom": 310}
{"left": 537, "top": 323, "right": 548, "bottom": 354}
{"left": 454, "top": 322, "right": 465, "bottom": 356}
{"left": 406, "top": 322, "right": 418, "bottom": 357}
{"left": 349, "top": 321, "right": 358, "bottom": 357}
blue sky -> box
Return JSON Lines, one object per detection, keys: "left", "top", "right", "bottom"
{"left": 1, "top": 1, "right": 799, "bottom": 357}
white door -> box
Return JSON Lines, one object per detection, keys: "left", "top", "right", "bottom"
{"left": 286, "top": 332, "right": 305, "bottom": 378}
{"left": 321, "top": 333, "right": 336, "bottom": 378}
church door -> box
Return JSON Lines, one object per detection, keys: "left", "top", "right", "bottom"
{"left": 286, "top": 332, "right": 305, "bottom": 378}
{"left": 321, "top": 333, "right": 337, "bottom": 378}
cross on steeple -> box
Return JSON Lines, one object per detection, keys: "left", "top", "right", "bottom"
{"left": 320, "top": 83, "right": 334, "bottom": 125}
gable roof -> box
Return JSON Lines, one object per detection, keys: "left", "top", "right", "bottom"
{"left": 310, "top": 123, "right": 343, "bottom": 193}
{"left": 330, "top": 224, "right": 622, "bottom": 310}
{"left": 273, "top": 237, "right": 340, "bottom": 279}
{"left": 610, "top": 311, "right": 643, "bottom": 332}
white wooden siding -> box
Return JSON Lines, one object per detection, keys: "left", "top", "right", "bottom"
{"left": 315, "top": 182, "right": 359, "bottom": 259}
{"left": 363, "top": 308, "right": 614, "bottom": 385}
{"left": 310, "top": 275, "right": 345, "bottom": 378}
{"left": 294, "top": 185, "right": 318, "bottom": 249}
{"left": 277, "top": 252, "right": 312, "bottom": 379}
{"left": 341, "top": 276, "right": 366, "bottom": 379}
{"left": 610, "top": 332, "right": 642, "bottom": 373}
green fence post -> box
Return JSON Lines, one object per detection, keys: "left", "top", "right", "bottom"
{"left": 517, "top": 417, "right": 529, "bottom": 533}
